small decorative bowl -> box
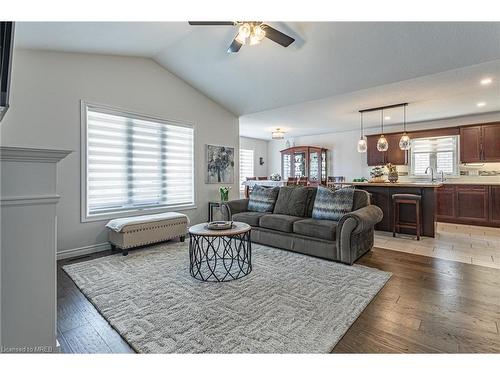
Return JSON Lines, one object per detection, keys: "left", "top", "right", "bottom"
{"left": 206, "top": 221, "right": 233, "bottom": 230}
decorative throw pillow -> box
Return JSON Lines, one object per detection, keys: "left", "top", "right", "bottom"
{"left": 312, "top": 186, "right": 355, "bottom": 221}
{"left": 247, "top": 186, "right": 280, "bottom": 213}
{"left": 273, "top": 186, "right": 308, "bottom": 217}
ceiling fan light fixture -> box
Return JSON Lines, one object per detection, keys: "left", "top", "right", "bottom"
{"left": 235, "top": 33, "right": 247, "bottom": 45}
{"left": 253, "top": 24, "right": 266, "bottom": 40}
{"left": 238, "top": 23, "right": 251, "bottom": 39}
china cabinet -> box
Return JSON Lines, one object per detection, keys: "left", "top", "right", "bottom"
{"left": 280, "top": 146, "right": 328, "bottom": 185}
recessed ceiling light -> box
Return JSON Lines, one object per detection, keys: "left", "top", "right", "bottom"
{"left": 384, "top": 116, "right": 391, "bottom": 120}
{"left": 477, "top": 102, "right": 487, "bottom": 107}
{"left": 480, "top": 78, "right": 492, "bottom": 85}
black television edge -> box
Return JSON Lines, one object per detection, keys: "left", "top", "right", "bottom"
{"left": 0, "top": 22, "right": 15, "bottom": 122}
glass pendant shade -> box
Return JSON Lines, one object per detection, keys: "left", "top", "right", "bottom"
{"left": 377, "top": 134, "right": 389, "bottom": 152}
{"left": 357, "top": 112, "right": 367, "bottom": 153}
{"left": 399, "top": 132, "right": 411, "bottom": 150}
{"left": 357, "top": 137, "right": 367, "bottom": 153}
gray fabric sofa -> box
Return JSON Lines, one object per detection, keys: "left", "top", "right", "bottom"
{"left": 222, "top": 187, "right": 382, "bottom": 265}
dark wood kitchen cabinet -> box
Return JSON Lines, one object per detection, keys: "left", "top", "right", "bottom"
{"left": 460, "top": 123, "right": 500, "bottom": 163}
{"left": 385, "top": 133, "right": 407, "bottom": 165}
{"left": 437, "top": 184, "right": 499, "bottom": 227}
{"left": 460, "top": 126, "right": 482, "bottom": 163}
{"left": 490, "top": 186, "right": 500, "bottom": 225}
{"left": 366, "top": 133, "right": 407, "bottom": 166}
{"left": 366, "top": 136, "right": 385, "bottom": 166}
{"left": 482, "top": 124, "right": 500, "bottom": 162}
{"left": 456, "top": 185, "right": 489, "bottom": 224}
{"left": 365, "top": 187, "right": 392, "bottom": 231}
{"left": 436, "top": 185, "right": 456, "bottom": 220}
{"left": 354, "top": 184, "right": 438, "bottom": 237}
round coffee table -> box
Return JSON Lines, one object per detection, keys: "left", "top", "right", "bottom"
{"left": 188, "top": 222, "right": 252, "bottom": 282}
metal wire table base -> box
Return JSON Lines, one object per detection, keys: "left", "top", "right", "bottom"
{"left": 189, "top": 231, "right": 252, "bottom": 282}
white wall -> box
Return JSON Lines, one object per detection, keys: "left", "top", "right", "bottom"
{"left": 239, "top": 136, "right": 268, "bottom": 178}
{"left": 0, "top": 49, "right": 239, "bottom": 256}
{"left": 268, "top": 112, "right": 500, "bottom": 181}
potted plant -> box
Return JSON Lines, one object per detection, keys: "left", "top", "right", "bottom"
{"left": 370, "top": 166, "right": 386, "bottom": 183}
{"left": 219, "top": 186, "right": 231, "bottom": 202}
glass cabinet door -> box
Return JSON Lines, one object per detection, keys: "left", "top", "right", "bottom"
{"left": 294, "top": 152, "right": 306, "bottom": 177}
{"left": 282, "top": 153, "right": 291, "bottom": 180}
{"left": 309, "top": 151, "right": 319, "bottom": 182}
{"left": 321, "top": 150, "right": 327, "bottom": 183}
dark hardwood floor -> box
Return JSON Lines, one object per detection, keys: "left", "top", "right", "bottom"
{"left": 57, "top": 246, "right": 500, "bottom": 353}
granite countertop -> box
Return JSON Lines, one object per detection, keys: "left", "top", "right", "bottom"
{"left": 341, "top": 181, "right": 444, "bottom": 188}
{"left": 441, "top": 181, "right": 500, "bottom": 186}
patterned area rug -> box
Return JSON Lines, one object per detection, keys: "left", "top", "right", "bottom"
{"left": 63, "top": 242, "right": 391, "bottom": 353}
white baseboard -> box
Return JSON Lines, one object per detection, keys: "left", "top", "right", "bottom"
{"left": 57, "top": 242, "right": 111, "bottom": 260}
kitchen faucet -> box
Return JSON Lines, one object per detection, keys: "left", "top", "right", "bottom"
{"left": 439, "top": 170, "right": 445, "bottom": 182}
{"left": 425, "top": 166, "right": 435, "bottom": 182}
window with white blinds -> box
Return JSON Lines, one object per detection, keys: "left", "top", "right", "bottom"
{"left": 239, "top": 149, "right": 254, "bottom": 191}
{"left": 82, "top": 103, "right": 194, "bottom": 219}
{"left": 409, "top": 136, "right": 459, "bottom": 176}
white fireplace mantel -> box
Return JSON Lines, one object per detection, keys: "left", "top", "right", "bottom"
{"left": 1, "top": 146, "right": 71, "bottom": 352}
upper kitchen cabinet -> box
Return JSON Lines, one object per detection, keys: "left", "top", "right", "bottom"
{"left": 482, "top": 123, "right": 500, "bottom": 162}
{"left": 366, "top": 135, "right": 385, "bottom": 166}
{"left": 385, "top": 133, "right": 407, "bottom": 165}
{"left": 460, "top": 126, "right": 482, "bottom": 163}
{"left": 366, "top": 133, "right": 407, "bottom": 166}
{"left": 460, "top": 122, "right": 500, "bottom": 163}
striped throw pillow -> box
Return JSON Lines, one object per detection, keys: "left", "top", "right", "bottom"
{"left": 312, "top": 186, "right": 355, "bottom": 221}
{"left": 247, "top": 186, "right": 280, "bottom": 213}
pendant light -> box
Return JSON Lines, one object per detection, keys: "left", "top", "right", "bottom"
{"left": 376, "top": 109, "right": 389, "bottom": 152}
{"left": 357, "top": 112, "right": 367, "bottom": 153}
{"left": 399, "top": 104, "right": 411, "bottom": 150}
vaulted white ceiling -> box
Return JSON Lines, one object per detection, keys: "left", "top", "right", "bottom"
{"left": 15, "top": 21, "right": 500, "bottom": 136}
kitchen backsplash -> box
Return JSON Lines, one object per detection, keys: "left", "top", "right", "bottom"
{"left": 363, "top": 163, "right": 500, "bottom": 183}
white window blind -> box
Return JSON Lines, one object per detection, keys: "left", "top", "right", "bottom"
{"left": 409, "top": 136, "right": 459, "bottom": 176}
{"left": 239, "top": 149, "right": 254, "bottom": 191}
{"left": 84, "top": 104, "right": 194, "bottom": 218}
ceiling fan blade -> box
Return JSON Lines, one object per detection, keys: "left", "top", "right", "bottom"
{"left": 188, "top": 21, "right": 235, "bottom": 26}
{"left": 262, "top": 24, "right": 295, "bottom": 47}
{"left": 227, "top": 38, "right": 243, "bottom": 53}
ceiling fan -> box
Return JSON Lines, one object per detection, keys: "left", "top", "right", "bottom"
{"left": 188, "top": 21, "right": 295, "bottom": 53}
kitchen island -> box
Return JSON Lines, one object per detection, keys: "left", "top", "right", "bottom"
{"left": 341, "top": 181, "right": 443, "bottom": 237}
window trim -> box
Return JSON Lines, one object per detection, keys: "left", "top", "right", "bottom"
{"left": 408, "top": 135, "right": 460, "bottom": 178}
{"left": 80, "top": 100, "right": 196, "bottom": 223}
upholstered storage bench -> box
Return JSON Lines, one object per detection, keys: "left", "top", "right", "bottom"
{"left": 106, "top": 212, "right": 189, "bottom": 255}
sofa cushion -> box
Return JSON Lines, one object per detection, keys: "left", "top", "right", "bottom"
{"left": 312, "top": 186, "right": 355, "bottom": 221}
{"left": 232, "top": 211, "right": 266, "bottom": 227}
{"left": 247, "top": 185, "right": 280, "bottom": 213}
{"left": 293, "top": 218, "right": 338, "bottom": 241}
{"left": 259, "top": 214, "right": 304, "bottom": 233}
{"left": 304, "top": 187, "right": 318, "bottom": 217}
{"left": 273, "top": 186, "right": 308, "bottom": 216}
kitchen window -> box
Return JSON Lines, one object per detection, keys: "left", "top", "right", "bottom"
{"left": 409, "top": 135, "right": 459, "bottom": 177}
{"left": 81, "top": 102, "right": 194, "bottom": 221}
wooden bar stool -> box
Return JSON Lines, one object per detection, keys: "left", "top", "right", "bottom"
{"left": 392, "top": 193, "right": 422, "bottom": 240}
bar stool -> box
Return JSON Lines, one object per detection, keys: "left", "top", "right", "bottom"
{"left": 392, "top": 194, "right": 422, "bottom": 240}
